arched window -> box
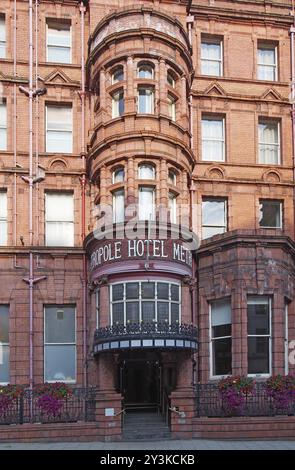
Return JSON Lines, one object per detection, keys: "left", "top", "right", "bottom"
{"left": 137, "top": 63, "right": 154, "bottom": 79}
{"left": 112, "top": 167, "right": 125, "bottom": 184}
{"left": 167, "top": 71, "right": 175, "bottom": 88}
{"left": 138, "top": 163, "right": 155, "bottom": 180}
{"left": 112, "top": 66, "right": 124, "bottom": 84}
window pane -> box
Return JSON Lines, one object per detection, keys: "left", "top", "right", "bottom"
{"left": 259, "top": 121, "right": 278, "bottom": 144}
{"left": 138, "top": 88, "right": 154, "bottom": 113}
{"left": 201, "top": 41, "right": 222, "bottom": 76}
{"left": 0, "top": 221, "right": 7, "bottom": 245}
{"left": 258, "top": 46, "right": 276, "bottom": 81}
{"left": 142, "top": 282, "right": 155, "bottom": 299}
{"left": 0, "top": 17, "right": 5, "bottom": 59}
{"left": 202, "top": 199, "right": 226, "bottom": 226}
{"left": 157, "top": 302, "right": 169, "bottom": 322}
{"left": 247, "top": 300, "right": 270, "bottom": 335}
{"left": 0, "top": 344, "right": 9, "bottom": 383}
{"left": 258, "top": 65, "right": 276, "bottom": 81}
{"left": 112, "top": 302, "right": 124, "bottom": 324}
{"left": 201, "top": 60, "right": 221, "bottom": 76}
{"left": 126, "top": 302, "right": 139, "bottom": 323}
{"left": 259, "top": 200, "right": 281, "bottom": 228}
{"left": 0, "top": 103, "right": 7, "bottom": 150}
{"left": 139, "top": 187, "right": 155, "bottom": 220}
{"left": 47, "top": 106, "right": 72, "bottom": 131}
{"left": 112, "top": 284, "right": 124, "bottom": 301}
{"left": 138, "top": 164, "right": 154, "bottom": 179}
{"left": 0, "top": 192, "right": 7, "bottom": 246}
{"left": 47, "top": 46, "right": 71, "bottom": 64}
{"left": 202, "top": 119, "right": 224, "bottom": 161}
{"left": 113, "top": 189, "right": 124, "bottom": 223}
{"left": 142, "top": 301, "right": 155, "bottom": 322}
{"left": 47, "top": 23, "right": 71, "bottom": 64}
{"left": 0, "top": 306, "right": 9, "bottom": 343}
{"left": 46, "top": 221, "right": 74, "bottom": 246}
{"left": 112, "top": 91, "right": 124, "bottom": 117}
{"left": 113, "top": 168, "right": 124, "bottom": 183}
{"left": 45, "top": 306, "right": 75, "bottom": 343}
{"left": 211, "top": 299, "right": 231, "bottom": 338}
{"left": 138, "top": 65, "right": 153, "bottom": 79}
{"left": 46, "top": 193, "right": 74, "bottom": 222}
{"left": 248, "top": 337, "right": 270, "bottom": 374}
{"left": 171, "top": 303, "right": 180, "bottom": 323}
{"left": 171, "top": 284, "right": 179, "bottom": 301}
{"left": 126, "top": 283, "right": 139, "bottom": 299}
{"left": 157, "top": 283, "right": 169, "bottom": 300}
{"left": 212, "top": 338, "right": 232, "bottom": 376}
{"left": 202, "top": 226, "right": 225, "bottom": 239}
{"left": 45, "top": 345, "right": 75, "bottom": 382}
{"left": 112, "top": 67, "right": 124, "bottom": 83}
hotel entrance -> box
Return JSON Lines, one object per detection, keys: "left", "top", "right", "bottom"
{"left": 119, "top": 355, "right": 161, "bottom": 411}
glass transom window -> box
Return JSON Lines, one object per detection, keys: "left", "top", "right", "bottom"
{"left": 110, "top": 281, "right": 181, "bottom": 326}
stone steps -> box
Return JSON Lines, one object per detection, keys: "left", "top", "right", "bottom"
{"left": 122, "top": 411, "right": 171, "bottom": 441}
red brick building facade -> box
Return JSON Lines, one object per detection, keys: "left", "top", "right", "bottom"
{"left": 0, "top": 0, "right": 295, "bottom": 441}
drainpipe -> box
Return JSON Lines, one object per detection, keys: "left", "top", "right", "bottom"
{"left": 79, "top": 0, "right": 88, "bottom": 388}
{"left": 290, "top": 21, "right": 295, "bottom": 238}
{"left": 13, "top": 0, "right": 17, "bottom": 265}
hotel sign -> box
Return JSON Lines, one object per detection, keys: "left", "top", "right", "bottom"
{"left": 90, "top": 238, "right": 193, "bottom": 272}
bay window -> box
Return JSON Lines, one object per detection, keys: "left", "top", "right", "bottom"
{"left": 44, "top": 305, "right": 76, "bottom": 382}
{"left": 258, "top": 119, "right": 280, "bottom": 164}
{"left": 247, "top": 296, "right": 271, "bottom": 376}
{"left": 210, "top": 299, "right": 232, "bottom": 377}
{"left": 0, "top": 306, "right": 9, "bottom": 384}
{"left": 45, "top": 192, "right": 74, "bottom": 246}
{"left": 111, "top": 281, "right": 181, "bottom": 326}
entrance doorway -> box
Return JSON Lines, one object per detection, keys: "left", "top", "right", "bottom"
{"left": 119, "top": 356, "right": 161, "bottom": 411}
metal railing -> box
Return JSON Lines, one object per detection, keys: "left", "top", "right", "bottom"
{"left": 195, "top": 383, "right": 295, "bottom": 418}
{"left": 0, "top": 387, "right": 97, "bottom": 425}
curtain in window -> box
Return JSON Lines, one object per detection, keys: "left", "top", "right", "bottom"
{"left": 202, "top": 119, "right": 224, "bottom": 161}
{"left": 0, "top": 103, "right": 7, "bottom": 150}
{"left": 0, "top": 192, "right": 7, "bottom": 246}
{"left": 113, "top": 189, "right": 124, "bottom": 223}
{"left": 45, "top": 193, "right": 74, "bottom": 246}
{"left": 201, "top": 42, "right": 221, "bottom": 76}
{"left": 138, "top": 88, "right": 154, "bottom": 114}
{"left": 259, "top": 121, "right": 279, "bottom": 164}
{"left": 47, "top": 23, "right": 71, "bottom": 63}
{"left": 258, "top": 47, "right": 276, "bottom": 81}
{"left": 46, "top": 106, "right": 72, "bottom": 153}
{"left": 139, "top": 187, "right": 155, "bottom": 220}
{"left": 0, "top": 17, "right": 5, "bottom": 58}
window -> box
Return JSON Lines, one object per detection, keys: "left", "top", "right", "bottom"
{"left": 112, "top": 66, "right": 124, "bottom": 84}
{"left": 96, "top": 289, "right": 100, "bottom": 329}
{"left": 0, "top": 306, "right": 9, "bottom": 384}
{"left": 167, "top": 72, "right": 175, "bottom": 88}
{"left": 0, "top": 191, "right": 7, "bottom": 246}
{"left": 0, "top": 16, "right": 5, "bottom": 59}
{"left": 138, "top": 164, "right": 155, "bottom": 180}
{"left": 137, "top": 64, "right": 154, "bottom": 79}
{"left": 0, "top": 101, "right": 7, "bottom": 150}
{"left": 168, "top": 169, "right": 177, "bottom": 186}
{"left": 138, "top": 87, "right": 154, "bottom": 114}
{"left": 111, "top": 281, "right": 181, "bottom": 326}
{"left": 139, "top": 186, "right": 155, "bottom": 221}
{"left": 247, "top": 297, "right": 271, "bottom": 376}
{"left": 46, "top": 20, "right": 71, "bottom": 64}
{"left": 257, "top": 43, "right": 277, "bottom": 81}
{"left": 46, "top": 105, "right": 72, "bottom": 153}
{"left": 168, "top": 94, "right": 176, "bottom": 121}
{"left": 201, "top": 37, "right": 223, "bottom": 76}
{"left": 202, "top": 197, "right": 227, "bottom": 239}
{"left": 45, "top": 193, "right": 74, "bottom": 246}
{"left": 169, "top": 192, "right": 177, "bottom": 224}
{"left": 202, "top": 116, "right": 225, "bottom": 161}
{"left": 112, "top": 189, "right": 124, "bottom": 223}
{"left": 259, "top": 200, "right": 282, "bottom": 228}
{"left": 258, "top": 119, "right": 280, "bottom": 164}
{"left": 210, "top": 299, "right": 232, "bottom": 377}
{"left": 44, "top": 305, "right": 76, "bottom": 382}
{"left": 112, "top": 167, "right": 124, "bottom": 184}
{"left": 112, "top": 90, "right": 124, "bottom": 118}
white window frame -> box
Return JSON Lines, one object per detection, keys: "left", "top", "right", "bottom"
{"left": 46, "top": 20, "right": 71, "bottom": 64}
{"left": 138, "top": 186, "right": 155, "bottom": 221}
{"left": 112, "top": 167, "right": 125, "bottom": 184}
{"left": 45, "top": 192, "right": 74, "bottom": 247}
{"left": 0, "top": 101, "right": 7, "bottom": 151}
{"left": 45, "top": 105, "right": 73, "bottom": 154}
{"left": 0, "top": 16, "right": 6, "bottom": 59}
{"left": 137, "top": 87, "right": 155, "bottom": 114}
{"left": 168, "top": 192, "right": 177, "bottom": 224}
{"left": 257, "top": 43, "right": 278, "bottom": 81}
{"left": 112, "top": 90, "right": 124, "bottom": 118}
{"left": 258, "top": 119, "right": 280, "bottom": 165}
{"left": 168, "top": 94, "right": 176, "bottom": 121}
{"left": 259, "top": 199, "right": 282, "bottom": 229}
{"left": 202, "top": 197, "right": 227, "bottom": 239}
{"left": 43, "top": 305, "right": 76, "bottom": 384}
{"left": 0, "top": 305, "right": 9, "bottom": 385}
{"left": 201, "top": 37, "right": 223, "bottom": 77}
{"left": 209, "top": 299, "right": 232, "bottom": 380}
{"left": 247, "top": 296, "right": 272, "bottom": 378}
{"left": 110, "top": 280, "right": 181, "bottom": 327}
{"left": 0, "top": 191, "right": 7, "bottom": 246}
{"left": 202, "top": 116, "right": 225, "bottom": 162}
{"left": 112, "top": 189, "right": 125, "bottom": 223}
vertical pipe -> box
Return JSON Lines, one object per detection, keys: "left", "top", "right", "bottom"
{"left": 28, "top": 0, "right": 34, "bottom": 398}
{"left": 13, "top": 0, "right": 17, "bottom": 248}
{"left": 35, "top": 0, "right": 39, "bottom": 244}
{"left": 80, "top": 1, "right": 88, "bottom": 388}
{"left": 290, "top": 23, "right": 295, "bottom": 238}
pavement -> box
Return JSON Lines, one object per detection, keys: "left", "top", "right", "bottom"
{"left": 0, "top": 439, "right": 294, "bottom": 450}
